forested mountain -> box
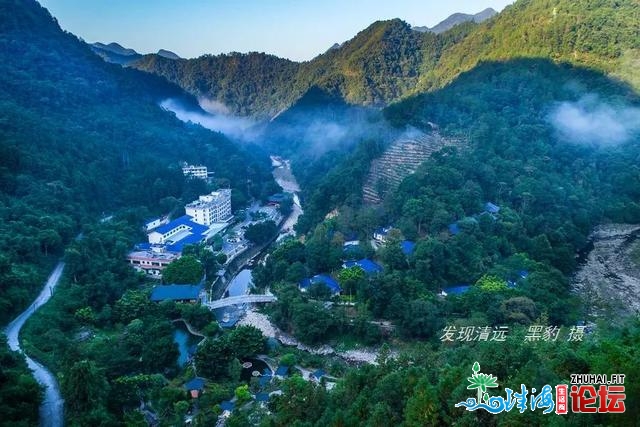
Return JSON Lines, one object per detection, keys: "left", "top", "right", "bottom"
{"left": 419, "top": 0, "right": 640, "bottom": 92}
{"left": 413, "top": 7, "right": 497, "bottom": 33}
{"left": 131, "top": 18, "right": 475, "bottom": 117}
{"left": 132, "top": 51, "right": 301, "bottom": 117}
{"left": 0, "top": 0, "right": 273, "bottom": 407}
{"left": 130, "top": 0, "right": 639, "bottom": 118}
{"left": 90, "top": 42, "right": 142, "bottom": 65}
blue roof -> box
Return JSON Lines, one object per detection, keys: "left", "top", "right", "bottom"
{"left": 443, "top": 285, "right": 472, "bottom": 295}
{"left": 300, "top": 275, "right": 341, "bottom": 294}
{"left": 153, "top": 215, "right": 209, "bottom": 253}
{"left": 518, "top": 270, "right": 529, "bottom": 279}
{"left": 275, "top": 365, "right": 289, "bottom": 376}
{"left": 401, "top": 240, "right": 415, "bottom": 255}
{"left": 255, "top": 392, "right": 270, "bottom": 402}
{"left": 220, "top": 401, "right": 235, "bottom": 411}
{"left": 184, "top": 377, "right": 205, "bottom": 391}
{"left": 150, "top": 284, "right": 202, "bottom": 301}
{"left": 154, "top": 215, "right": 192, "bottom": 234}
{"left": 448, "top": 223, "right": 460, "bottom": 235}
{"left": 135, "top": 242, "right": 152, "bottom": 250}
{"left": 343, "top": 259, "right": 383, "bottom": 275}
{"left": 312, "top": 369, "right": 326, "bottom": 379}
{"left": 166, "top": 232, "right": 207, "bottom": 253}
{"left": 485, "top": 202, "right": 500, "bottom": 214}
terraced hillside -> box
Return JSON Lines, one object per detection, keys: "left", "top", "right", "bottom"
{"left": 362, "top": 130, "right": 461, "bottom": 203}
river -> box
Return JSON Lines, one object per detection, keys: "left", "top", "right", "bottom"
{"left": 271, "top": 156, "right": 303, "bottom": 241}
{"left": 4, "top": 262, "right": 65, "bottom": 427}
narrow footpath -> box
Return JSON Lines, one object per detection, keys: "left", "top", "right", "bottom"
{"left": 4, "top": 262, "right": 65, "bottom": 427}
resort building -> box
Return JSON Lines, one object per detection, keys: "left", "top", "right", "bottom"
{"left": 150, "top": 284, "right": 204, "bottom": 303}
{"left": 185, "top": 189, "right": 232, "bottom": 226}
{"left": 127, "top": 247, "right": 178, "bottom": 277}
{"left": 182, "top": 163, "right": 208, "bottom": 180}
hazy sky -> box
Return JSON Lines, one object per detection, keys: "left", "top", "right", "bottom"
{"left": 38, "top": 0, "right": 514, "bottom": 61}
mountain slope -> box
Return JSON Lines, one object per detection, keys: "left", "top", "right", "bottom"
{"left": 131, "top": 19, "right": 474, "bottom": 117}
{"left": 133, "top": 51, "right": 301, "bottom": 117}
{"left": 420, "top": 0, "right": 640, "bottom": 92}
{"left": 413, "top": 7, "right": 497, "bottom": 33}
{"left": 0, "top": 0, "right": 273, "bottom": 322}
{"left": 130, "top": 0, "right": 639, "bottom": 118}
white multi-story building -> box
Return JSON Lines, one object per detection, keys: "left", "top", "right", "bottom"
{"left": 185, "top": 189, "right": 232, "bottom": 226}
{"left": 182, "top": 163, "right": 208, "bottom": 180}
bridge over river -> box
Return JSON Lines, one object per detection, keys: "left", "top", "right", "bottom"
{"left": 204, "top": 294, "right": 277, "bottom": 310}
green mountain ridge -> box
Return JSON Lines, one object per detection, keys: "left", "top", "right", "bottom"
{"left": 130, "top": 0, "right": 639, "bottom": 118}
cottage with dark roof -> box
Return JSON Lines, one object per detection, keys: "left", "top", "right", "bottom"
{"left": 299, "top": 275, "right": 341, "bottom": 295}
{"left": 342, "top": 259, "right": 383, "bottom": 275}
{"left": 150, "top": 284, "right": 203, "bottom": 303}
{"left": 184, "top": 377, "right": 206, "bottom": 398}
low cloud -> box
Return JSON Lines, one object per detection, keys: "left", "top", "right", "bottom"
{"left": 160, "top": 98, "right": 258, "bottom": 141}
{"left": 549, "top": 95, "right": 640, "bottom": 145}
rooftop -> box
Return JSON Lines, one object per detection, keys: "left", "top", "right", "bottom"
{"left": 150, "top": 284, "right": 202, "bottom": 302}
{"left": 184, "top": 377, "right": 206, "bottom": 391}
{"left": 442, "top": 284, "right": 472, "bottom": 296}
{"left": 312, "top": 369, "right": 326, "bottom": 379}
{"left": 185, "top": 189, "right": 231, "bottom": 209}
{"left": 485, "top": 202, "right": 501, "bottom": 214}
{"left": 343, "top": 259, "right": 383, "bottom": 275}
{"left": 401, "top": 240, "right": 415, "bottom": 255}
{"left": 300, "top": 275, "right": 341, "bottom": 294}
{"left": 154, "top": 215, "right": 208, "bottom": 236}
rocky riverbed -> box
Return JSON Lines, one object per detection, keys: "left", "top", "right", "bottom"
{"left": 238, "top": 309, "right": 386, "bottom": 364}
{"left": 572, "top": 224, "right": 640, "bottom": 318}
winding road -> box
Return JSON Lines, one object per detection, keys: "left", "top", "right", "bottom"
{"left": 4, "top": 262, "right": 65, "bottom": 427}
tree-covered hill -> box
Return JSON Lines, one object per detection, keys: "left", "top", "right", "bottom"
{"left": 130, "top": 0, "right": 639, "bottom": 118}
{"left": 420, "top": 0, "right": 640, "bottom": 92}
{"left": 0, "top": 0, "right": 273, "bottom": 327}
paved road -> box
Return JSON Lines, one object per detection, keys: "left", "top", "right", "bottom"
{"left": 5, "top": 262, "right": 65, "bottom": 427}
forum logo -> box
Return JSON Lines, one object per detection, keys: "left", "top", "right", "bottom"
{"left": 455, "top": 362, "right": 625, "bottom": 414}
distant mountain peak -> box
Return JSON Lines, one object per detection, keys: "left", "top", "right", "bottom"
{"left": 157, "top": 49, "right": 181, "bottom": 60}
{"left": 413, "top": 7, "right": 497, "bottom": 34}
{"left": 91, "top": 41, "right": 139, "bottom": 56}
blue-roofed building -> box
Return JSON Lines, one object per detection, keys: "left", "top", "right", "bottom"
{"left": 484, "top": 202, "right": 500, "bottom": 214}
{"left": 442, "top": 284, "right": 472, "bottom": 296}
{"left": 311, "top": 369, "right": 326, "bottom": 381}
{"left": 342, "top": 259, "right": 383, "bottom": 275}
{"left": 274, "top": 365, "right": 289, "bottom": 378}
{"left": 184, "top": 377, "right": 205, "bottom": 391}
{"left": 150, "top": 285, "right": 203, "bottom": 303}
{"left": 401, "top": 240, "right": 415, "bottom": 256}
{"left": 299, "top": 275, "right": 341, "bottom": 295}
{"left": 148, "top": 215, "right": 210, "bottom": 251}
{"left": 518, "top": 270, "right": 529, "bottom": 279}
{"left": 220, "top": 401, "right": 235, "bottom": 412}
{"left": 184, "top": 377, "right": 206, "bottom": 398}
{"left": 267, "top": 193, "right": 292, "bottom": 206}
{"left": 448, "top": 223, "right": 460, "bottom": 235}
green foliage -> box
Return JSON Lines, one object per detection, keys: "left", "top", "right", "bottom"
{"left": 234, "top": 384, "right": 251, "bottom": 404}
{"left": 244, "top": 220, "right": 278, "bottom": 245}
{"left": 195, "top": 326, "right": 265, "bottom": 380}
{"left": 162, "top": 256, "right": 204, "bottom": 284}
{"left": 476, "top": 275, "right": 508, "bottom": 292}
{"left": 133, "top": 0, "right": 640, "bottom": 118}
{"left": 0, "top": 337, "right": 42, "bottom": 427}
